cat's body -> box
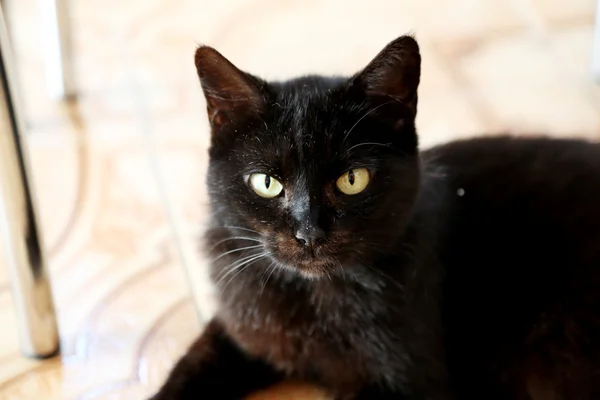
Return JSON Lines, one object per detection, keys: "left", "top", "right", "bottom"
{"left": 435, "top": 136, "right": 600, "bottom": 399}
{"left": 151, "top": 36, "right": 600, "bottom": 400}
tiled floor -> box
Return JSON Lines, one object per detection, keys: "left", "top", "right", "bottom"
{"left": 0, "top": 0, "right": 598, "bottom": 399}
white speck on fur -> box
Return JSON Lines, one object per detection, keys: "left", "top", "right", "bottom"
{"left": 457, "top": 188, "right": 465, "bottom": 196}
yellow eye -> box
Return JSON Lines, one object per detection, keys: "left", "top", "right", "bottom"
{"left": 336, "top": 168, "right": 370, "bottom": 195}
{"left": 249, "top": 173, "right": 283, "bottom": 198}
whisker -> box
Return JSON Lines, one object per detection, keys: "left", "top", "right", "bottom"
{"left": 215, "top": 252, "right": 263, "bottom": 279}
{"left": 220, "top": 254, "right": 270, "bottom": 291}
{"left": 221, "top": 226, "right": 261, "bottom": 235}
{"left": 258, "top": 259, "right": 272, "bottom": 286}
{"left": 209, "top": 236, "right": 262, "bottom": 250}
{"left": 345, "top": 142, "right": 393, "bottom": 155}
{"left": 259, "top": 261, "right": 277, "bottom": 299}
{"left": 215, "top": 253, "right": 264, "bottom": 284}
{"left": 212, "top": 245, "right": 263, "bottom": 262}
{"left": 337, "top": 259, "right": 348, "bottom": 283}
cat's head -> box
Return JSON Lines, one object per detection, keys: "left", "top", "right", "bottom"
{"left": 197, "top": 35, "right": 422, "bottom": 279}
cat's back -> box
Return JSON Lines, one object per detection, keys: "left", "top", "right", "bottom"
{"left": 424, "top": 135, "right": 600, "bottom": 189}
{"left": 423, "top": 135, "right": 600, "bottom": 269}
{"left": 423, "top": 135, "right": 600, "bottom": 399}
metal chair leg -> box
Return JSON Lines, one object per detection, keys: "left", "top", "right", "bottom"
{"left": 593, "top": 0, "right": 600, "bottom": 82}
{"left": 0, "top": 5, "right": 59, "bottom": 359}
{"left": 39, "top": 0, "right": 75, "bottom": 99}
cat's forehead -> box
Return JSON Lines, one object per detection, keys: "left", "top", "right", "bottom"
{"left": 272, "top": 75, "right": 347, "bottom": 96}
{"left": 273, "top": 77, "right": 344, "bottom": 114}
{"left": 266, "top": 87, "right": 345, "bottom": 156}
{"left": 238, "top": 86, "right": 377, "bottom": 177}
{"left": 236, "top": 76, "right": 394, "bottom": 173}
{"left": 268, "top": 77, "right": 359, "bottom": 139}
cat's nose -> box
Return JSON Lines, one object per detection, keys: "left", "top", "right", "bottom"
{"left": 294, "top": 226, "right": 325, "bottom": 251}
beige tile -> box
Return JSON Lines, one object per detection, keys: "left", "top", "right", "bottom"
{"left": 0, "top": 359, "right": 64, "bottom": 400}
{"left": 417, "top": 43, "right": 491, "bottom": 148}
{"left": 25, "top": 130, "right": 81, "bottom": 254}
{"left": 153, "top": 138, "right": 209, "bottom": 208}
{"left": 141, "top": 1, "right": 417, "bottom": 80}
{"left": 452, "top": 35, "right": 600, "bottom": 137}
{"left": 547, "top": 26, "right": 600, "bottom": 107}
{"left": 1, "top": 0, "right": 598, "bottom": 398}
{"left": 417, "top": 89, "right": 490, "bottom": 149}
{"left": 0, "top": 292, "right": 20, "bottom": 362}
{"left": 401, "top": 0, "right": 527, "bottom": 40}
{"left": 0, "top": 259, "right": 7, "bottom": 292}
{"left": 528, "top": 0, "right": 596, "bottom": 24}
{"left": 202, "top": 0, "right": 524, "bottom": 79}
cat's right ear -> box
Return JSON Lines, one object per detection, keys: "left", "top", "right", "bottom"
{"left": 195, "top": 46, "right": 266, "bottom": 131}
{"left": 348, "top": 35, "right": 421, "bottom": 129}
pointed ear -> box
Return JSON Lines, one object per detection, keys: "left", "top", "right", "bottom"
{"left": 350, "top": 35, "right": 421, "bottom": 126}
{"left": 195, "top": 46, "right": 266, "bottom": 131}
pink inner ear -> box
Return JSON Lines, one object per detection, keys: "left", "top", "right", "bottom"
{"left": 207, "top": 100, "right": 224, "bottom": 128}
{"left": 195, "top": 46, "right": 265, "bottom": 127}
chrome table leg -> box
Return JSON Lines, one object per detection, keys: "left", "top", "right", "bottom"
{"left": 39, "top": 0, "right": 75, "bottom": 99}
{"left": 0, "top": 5, "right": 59, "bottom": 358}
{"left": 593, "top": 0, "right": 600, "bottom": 82}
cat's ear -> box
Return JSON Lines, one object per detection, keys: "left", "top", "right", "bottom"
{"left": 195, "top": 46, "right": 266, "bottom": 131}
{"left": 350, "top": 35, "right": 421, "bottom": 126}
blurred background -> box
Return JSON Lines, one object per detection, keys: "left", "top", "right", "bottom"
{"left": 0, "top": 0, "right": 598, "bottom": 398}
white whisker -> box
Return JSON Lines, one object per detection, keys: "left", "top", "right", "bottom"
{"left": 212, "top": 245, "right": 263, "bottom": 262}
{"left": 215, "top": 252, "right": 264, "bottom": 280}
{"left": 345, "top": 142, "right": 393, "bottom": 155}
{"left": 220, "top": 253, "right": 270, "bottom": 291}
{"left": 209, "top": 236, "right": 262, "bottom": 250}
{"left": 259, "top": 261, "right": 278, "bottom": 299}
{"left": 221, "top": 226, "right": 261, "bottom": 235}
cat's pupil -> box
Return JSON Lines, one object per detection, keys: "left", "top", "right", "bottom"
{"left": 265, "top": 175, "right": 271, "bottom": 189}
{"left": 348, "top": 170, "right": 355, "bottom": 185}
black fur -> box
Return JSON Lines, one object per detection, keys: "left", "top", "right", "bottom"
{"left": 151, "top": 35, "right": 600, "bottom": 400}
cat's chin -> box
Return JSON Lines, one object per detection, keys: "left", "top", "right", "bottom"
{"left": 276, "top": 257, "right": 338, "bottom": 280}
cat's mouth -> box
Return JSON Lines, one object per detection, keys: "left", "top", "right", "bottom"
{"left": 275, "top": 255, "right": 338, "bottom": 278}
{"left": 266, "top": 234, "right": 344, "bottom": 278}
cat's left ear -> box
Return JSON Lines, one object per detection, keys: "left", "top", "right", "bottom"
{"left": 349, "top": 35, "right": 421, "bottom": 127}
{"left": 195, "top": 46, "right": 266, "bottom": 131}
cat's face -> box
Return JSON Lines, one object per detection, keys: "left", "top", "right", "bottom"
{"left": 197, "top": 36, "right": 422, "bottom": 278}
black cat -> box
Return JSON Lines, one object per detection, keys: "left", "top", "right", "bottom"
{"left": 150, "top": 34, "right": 600, "bottom": 400}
